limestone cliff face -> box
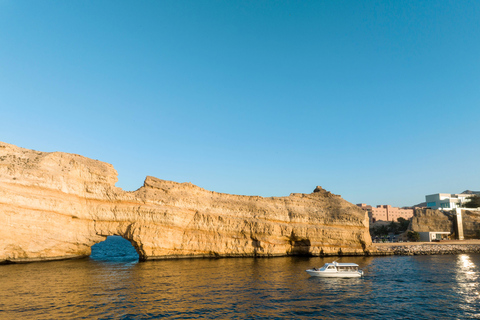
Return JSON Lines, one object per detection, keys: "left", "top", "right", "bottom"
{"left": 0, "top": 142, "right": 371, "bottom": 263}
{"left": 461, "top": 211, "right": 480, "bottom": 239}
{"left": 410, "top": 208, "right": 480, "bottom": 240}
{"left": 410, "top": 209, "right": 453, "bottom": 233}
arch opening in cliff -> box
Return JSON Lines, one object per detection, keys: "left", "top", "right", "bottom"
{"left": 289, "top": 239, "right": 313, "bottom": 256}
{"left": 90, "top": 235, "right": 140, "bottom": 262}
{"left": 0, "top": 142, "right": 374, "bottom": 263}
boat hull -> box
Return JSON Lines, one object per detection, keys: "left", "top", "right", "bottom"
{"left": 305, "top": 270, "right": 363, "bottom": 278}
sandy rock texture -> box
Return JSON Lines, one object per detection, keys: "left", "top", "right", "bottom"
{"left": 410, "top": 208, "right": 480, "bottom": 240}
{"left": 462, "top": 211, "right": 480, "bottom": 239}
{"left": 410, "top": 209, "right": 453, "bottom": 233}
{"left": 0, "top": 142, "right": 372, "bottom": 263}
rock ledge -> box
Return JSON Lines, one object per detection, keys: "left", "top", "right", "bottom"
{"left": 0, "top": 142, "right": 371, "bottom": 263}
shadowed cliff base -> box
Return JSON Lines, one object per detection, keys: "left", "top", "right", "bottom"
{"left": 0, "top": 141, "right": 372, "bottom": 264}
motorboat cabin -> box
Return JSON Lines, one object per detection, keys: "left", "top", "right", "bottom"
{"left": 306, "top": 261, "right": 363, "bottom": 278}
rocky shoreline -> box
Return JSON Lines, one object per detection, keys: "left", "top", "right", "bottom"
{"left": 372, "top": 242, "right": 480, "bottom": 256}
{"left": 3, "top": 243, "right": 480, "bottom": 264}
{"left": 2, "top": 141, "right": 479, "bottom": 264}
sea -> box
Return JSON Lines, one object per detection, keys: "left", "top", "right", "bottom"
{"left": 1, "top": 236, "right": 479, "bottom": 319}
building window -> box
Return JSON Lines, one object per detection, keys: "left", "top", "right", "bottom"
{"left": 427, "top": 202, "right": 436, "bottom": 207}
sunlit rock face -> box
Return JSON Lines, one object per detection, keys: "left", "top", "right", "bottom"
{"left": 410, "top": 208, "right": 480, "bottom": 240}
{"left": 410, "top": 209, "right": 453, "bottom": 233}
{"left": 0, "top": 142, "right": 372, "bottom": 263}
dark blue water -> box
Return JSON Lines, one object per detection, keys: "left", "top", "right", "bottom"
{"left": 1, "top": 236, "right": 479, "bottom": 319}
{"left": 90, "top": 235, "right": 140, "bottom": 262}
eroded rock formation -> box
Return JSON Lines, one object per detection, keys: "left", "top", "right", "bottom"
{"left": 410, "top": 209, "right": 453, "bottom": 233}
{"left": 461, "top": 211, "right": 480, "bottom": 239}
{"left": 0, "top": 142, "right": 371, "bottom": 263}
{"left": 410, "top": 208, "right": 480, "bottom": 240}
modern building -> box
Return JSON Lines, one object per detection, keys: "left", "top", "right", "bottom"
{"left": 357, "top": 204, "right": 414, "bottom": 224}
{"left": 418, "top": 231, "right": 451, "bottom": 242}
{"left": 425, "top": 193, "right": 473, "bottom": 210}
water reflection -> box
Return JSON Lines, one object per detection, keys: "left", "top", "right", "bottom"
{"left": 454, "top": 254, "right": 480, "bottom": 315}
{"left": 2, "top": 253, "right": 480, "bottom": 319}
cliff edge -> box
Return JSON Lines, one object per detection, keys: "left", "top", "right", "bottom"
{"left": 0, "top": 142, "right": 372, "bottom": 263}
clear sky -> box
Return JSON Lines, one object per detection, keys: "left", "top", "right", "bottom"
{"left": 1, "top": 1, "right": 479, "bottom": 207}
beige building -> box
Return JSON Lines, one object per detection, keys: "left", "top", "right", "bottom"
{"left": 357, "top": 204, "right": 414, "bottom": 224}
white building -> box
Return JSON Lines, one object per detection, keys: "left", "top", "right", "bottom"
{"left": 418, "top": 231, "right": 451, "bottom": 242}
{"left": 425, "top": 193, "right": 472, "bottom": 210}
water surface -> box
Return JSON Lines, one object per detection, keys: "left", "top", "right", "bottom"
{"left": 1, "top": 236, "right": 479, "bottom": 319}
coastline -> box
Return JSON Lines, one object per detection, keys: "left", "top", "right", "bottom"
{"left": 371, "top": 240, "right": 480, "bottom": 256}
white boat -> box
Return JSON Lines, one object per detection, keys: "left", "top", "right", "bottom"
{"left": 306, "top": 261, "right": 364, "bottom": 278}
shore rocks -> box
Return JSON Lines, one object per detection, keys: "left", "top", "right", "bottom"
{"left": 373, "top": 243, "right": 480, "bottom": 256}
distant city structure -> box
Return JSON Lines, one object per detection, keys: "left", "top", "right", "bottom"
{"left": 357, "top": 204, "right": 414, "bottom": 224}
{"left": 425, "top": 192, "right": 474, "bottom": 210}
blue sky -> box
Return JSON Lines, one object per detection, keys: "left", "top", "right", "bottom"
{"left": 1, "top": 1, "right": 479, "bottom": 207}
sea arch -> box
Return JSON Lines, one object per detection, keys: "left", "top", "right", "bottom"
{"left": 0, "top": 141, "right": 373, "bottom": 263}
{"left": 90, "top": 235, "right": 140, "bottom": 261}
{"left": 90, "top": 222, "right": 147, "bottom": 261}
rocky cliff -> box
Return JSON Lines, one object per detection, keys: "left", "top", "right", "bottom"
{"left": 461, "top": 211, "right": 480, "bottom": 239}
{"left": 410, "top": 209, "right": 453, "bottom": 233}
{"left": 0, "top": 142, "right": 372, "bottom": 263}
{"left": 410, "top": 208, "right": 480, "bottom": 240}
